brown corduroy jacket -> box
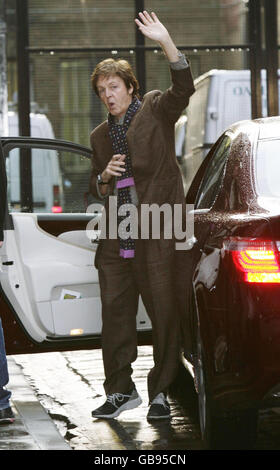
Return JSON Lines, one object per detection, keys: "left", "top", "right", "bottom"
{"left": 89, "top": 65, "right": 195, "bottom": 260}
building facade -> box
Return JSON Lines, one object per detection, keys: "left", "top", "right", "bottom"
{"left": 6, "top": 0, "right": 252, "bottom": 146}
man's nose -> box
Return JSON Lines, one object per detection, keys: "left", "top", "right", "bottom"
{"left": 105, "top": 88, "right": 112, "bottom": 98}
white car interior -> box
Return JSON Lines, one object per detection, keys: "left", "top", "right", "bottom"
{"left": 1, "top": 212, "right": 151, "bottom": 343}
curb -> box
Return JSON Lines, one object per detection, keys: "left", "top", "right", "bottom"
{"left": 0, "top": 357, "right": 71, "bottom": 450}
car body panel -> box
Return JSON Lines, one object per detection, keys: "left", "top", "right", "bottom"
{"left": 183, "top": 116, "right": 280, "bottom": 413}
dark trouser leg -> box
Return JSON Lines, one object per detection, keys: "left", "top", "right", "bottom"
{"left": 98, "top": 241, "right": 139, "bottom": 395}
{"left": 132, "top": 241, "right": 181, "bottom": 403}
{"left": 0, "top": 318, "right": 11, "bottom": 409}
{"left": 0, "top": 317, "right": 9, "bottom": 389}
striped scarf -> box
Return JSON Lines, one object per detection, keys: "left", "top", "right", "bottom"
{"left": 108, "top": 97, "right": 141, "bottom": 258}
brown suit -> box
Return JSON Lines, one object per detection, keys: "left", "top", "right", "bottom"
{"left": 90, "top": 66, "right": 195, "bottom": 401}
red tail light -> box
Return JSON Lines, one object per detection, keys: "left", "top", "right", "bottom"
{"left": 224, "top": 238, "right": 280, "bottom": 283}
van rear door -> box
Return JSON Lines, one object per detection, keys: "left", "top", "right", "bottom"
{"left": 182, "top": 74, "right": 211, "bottom": 193}
{"left": 219, "top": 70, "right": 251, "bottom": 136}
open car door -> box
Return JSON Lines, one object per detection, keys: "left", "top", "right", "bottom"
{"left": 0, "top": 138, "right": 151, "bottom": 354}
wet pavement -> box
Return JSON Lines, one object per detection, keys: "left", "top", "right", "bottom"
{"left": 0, "top": 358, "right": 70, "bottom": 450}
{"left": 2, "top": 346, "right": 280, "bottom": 450}
{"left": 11, "top": 347, "right": 202, "bottom": 451}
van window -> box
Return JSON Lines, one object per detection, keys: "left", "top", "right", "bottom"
{"left": 185, "top": 78, "right": 209, "bottom": 155}
{"left": 222, "top": 78, "right": 252, "bottom": 134}
{"left": 6, "top": 146, "right": 92, "bottom": 213}
{"left": 195, "top": 135, "right": 231, "bottom": 209}
{"left": 255, "top": 138, "right": 280, "bottom": 197}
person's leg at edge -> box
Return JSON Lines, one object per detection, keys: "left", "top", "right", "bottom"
{"left": 0, "top": 318, "right": 14, "bottom": 423}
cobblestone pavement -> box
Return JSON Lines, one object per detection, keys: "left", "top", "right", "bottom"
{"left": 12, "top": 346, "right": 280, "bottom": 450}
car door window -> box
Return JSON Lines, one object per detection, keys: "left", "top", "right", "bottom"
{"left": 195, "top": 135, "right": 231, "bottom": 210}
{"left": 4, "top": 142, "right": 95, "bottom": 213}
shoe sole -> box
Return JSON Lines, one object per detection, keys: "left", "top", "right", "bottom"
{"left": 92, "top": 396, "right": 142, "bottom": 419}
{"left": 147, "top": 414, "right": 170, "bottom": 420}
{"left": 0, "top": 418, "right": 15, "bottom": 425}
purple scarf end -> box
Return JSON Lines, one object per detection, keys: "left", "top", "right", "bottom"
{"left": 116, "top": 177, "right": 135, "bottom": 189}
{"left": 120, "top": 249, "right": 135, "bottom": 258}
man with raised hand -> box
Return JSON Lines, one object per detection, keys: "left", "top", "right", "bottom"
{"left": 90, "top": 11, "right": 195, "bottom": 421}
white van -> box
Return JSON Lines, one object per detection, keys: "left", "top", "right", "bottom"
{"left": 179, "top": 69, "right": 280, "bottom": 192}
{"left": 7, "top": 112, "right": 63, "bottom": 212}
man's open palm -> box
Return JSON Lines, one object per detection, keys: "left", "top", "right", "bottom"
{"left": 135, "top": 11, "right": 169, "bottom": 44}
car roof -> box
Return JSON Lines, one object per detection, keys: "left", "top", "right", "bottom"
{"left": 255, "top": 116, "right": 280, "bottom": 140}
{"left": 227, "top": 116, "right": 280, "bottom": 140}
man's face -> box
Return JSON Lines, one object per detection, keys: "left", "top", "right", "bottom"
{"left": 96, "top": 74, "right": 133, "bottom": 119}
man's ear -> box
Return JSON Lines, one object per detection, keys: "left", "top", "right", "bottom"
{"left": 128, "top": 84, "right": 134, "bottom": 95}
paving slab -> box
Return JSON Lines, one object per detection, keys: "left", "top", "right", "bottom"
{"left": 0, "top": 357, "right": 71, "bottom": 450}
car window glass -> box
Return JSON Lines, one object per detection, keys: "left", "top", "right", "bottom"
{"left": 6, "top": 146, "right": 94, "bottom": 213}
{"left": 195, "top": 135, "right": 231, "bottom": 209}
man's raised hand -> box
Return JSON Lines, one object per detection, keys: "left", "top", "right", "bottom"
{"left": 135, "top": 11, "right": 170, "bottom": 45}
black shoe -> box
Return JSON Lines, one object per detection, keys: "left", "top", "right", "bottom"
{"left": 0, "top": 407, "right": 15, "bottom": 424}
{"left": 147, "top": 393, "right": 171, "bottom": 420}
{"left": 92, "top": 388, "right": 142, "bottom": 419}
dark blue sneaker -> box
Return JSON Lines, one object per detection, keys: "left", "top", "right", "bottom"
{"left": 147, "top": 393, "right": 170, "bottom": 420}
{"left": 92, "top": 388, "right": 142, "bottom": 419}
{"left": 0, "top": 407, "right": 15, "bottom": 424}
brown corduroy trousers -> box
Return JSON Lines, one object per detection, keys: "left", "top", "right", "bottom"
{"left": 97, "top": 238, "right": 181, "bottom": 403}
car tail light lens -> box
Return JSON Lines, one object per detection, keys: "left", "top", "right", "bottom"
{"left": 224, "top": 238, "right": 280, "bottom": 283}
{"left": 52, "top": 184, "right": 62, "bottom": 213}
{"left": 52, "top": 205, "right": 62, "bottom": 213}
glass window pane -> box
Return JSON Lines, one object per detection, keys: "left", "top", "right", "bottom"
{"left": 28, "top": 1, "right": 135, "bottom": 48}
{"left": 59, "top": 150, "right": 92, "bottom": 213}
{"left": 6, "top": 146, "right": 93, "bottom": 213}
{"left": 144, "top": 0, "right": 249, "bottom": 46}
{"left": 195, "top": 135, "right": 231, "bottom": 209}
